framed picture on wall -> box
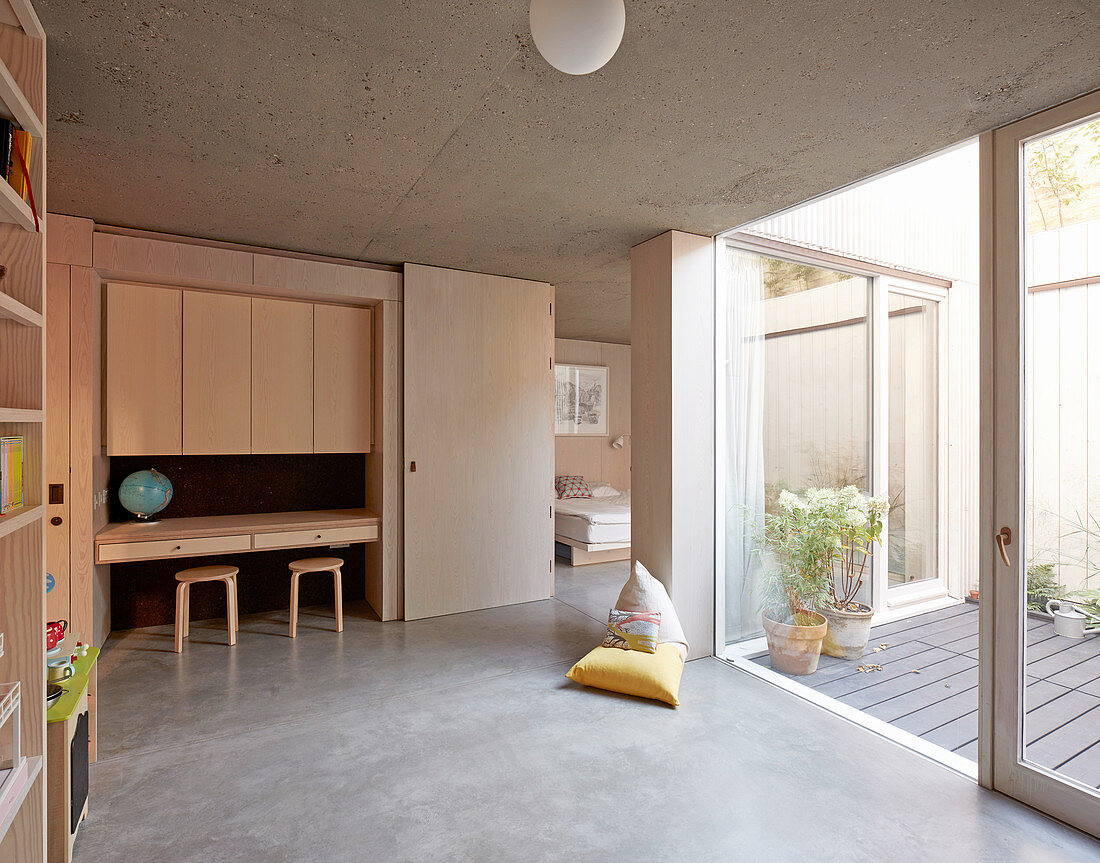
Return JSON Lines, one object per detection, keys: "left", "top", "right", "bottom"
{"left": 554, "top": 363, "right": 609, "bottom": 436}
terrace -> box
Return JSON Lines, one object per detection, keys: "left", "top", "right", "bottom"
{"left": 753, "top": 603, "right": 1100, "bottom": 786}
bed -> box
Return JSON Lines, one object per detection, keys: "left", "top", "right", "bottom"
{"left": 554, "top": 485, "right": 631, "bottom": 566}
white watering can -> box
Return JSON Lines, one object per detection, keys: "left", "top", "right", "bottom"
{"left": 1047, "top": 600, "right": 1088, "bottom": 639}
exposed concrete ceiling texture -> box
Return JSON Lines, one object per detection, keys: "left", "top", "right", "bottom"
{"left": 39, "top": 1, "right": 1100, "bottom": 344}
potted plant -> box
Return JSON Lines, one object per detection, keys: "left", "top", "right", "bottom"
{"left": 756, "top": 490, "right": 835, "bottom": 675}
{"left": 818, "top": 487, "right": 890, "bottom": 660}
{"left": 1026, "top": 562, "right": 1065, "bottom": 614}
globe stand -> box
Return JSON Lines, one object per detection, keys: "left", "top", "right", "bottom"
{"left": 132, "top": 514, "right": 161, "bottom": 525}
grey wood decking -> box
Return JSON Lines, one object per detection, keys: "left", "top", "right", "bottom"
{"left": 752, "top": 603, "right": 1100, "bottom": 786}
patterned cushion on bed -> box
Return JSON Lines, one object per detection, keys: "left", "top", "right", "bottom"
{"left": 555, "top": 475, "right": 592, "bottom": 499}
{"left": 602, "top": 609, "right": 661, "bottom": 653}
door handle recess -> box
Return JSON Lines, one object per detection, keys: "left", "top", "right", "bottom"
{"left": 995, "top": 527, "right": 1012, "bottom": 567}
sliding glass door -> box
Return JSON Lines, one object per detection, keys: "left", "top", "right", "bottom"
{"left": 718, "top": 246, "right": 947, "bottom": 648}
{"left": 985, "top": 91, "right": 1100, "bottom": 836}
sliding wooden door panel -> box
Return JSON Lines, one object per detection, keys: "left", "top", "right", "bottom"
{"left": 183, "top": 291, "right": 251, "bottom": 454}
{"left": 106, "top": 282, "right": 183, "bottom": 455}
{"left": 45, "top": 263, "right": 70, "bottom": 623}
{"left": 314, "top": 303, "right": 372, "bottom": 453}
{"left": 251, "top": 297, "right": 313, "bottom": 454}
{"left": 404, "top": 264, "right": 554, "bottom": 620}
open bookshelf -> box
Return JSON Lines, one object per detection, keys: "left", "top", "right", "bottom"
{"left": 0, "top": 0, "right": 44, "bottom": 859}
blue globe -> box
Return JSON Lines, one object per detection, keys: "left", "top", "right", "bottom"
{"left": 119, "top": 469, "right": 173, "bottom": 520}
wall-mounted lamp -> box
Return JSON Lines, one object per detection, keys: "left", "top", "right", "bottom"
{"left": 611, "top": 434, "right": 631, "bottom": 449}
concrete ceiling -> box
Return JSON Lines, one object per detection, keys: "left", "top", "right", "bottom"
{"left": 39, "top": 0, "right": 1100, "bottom": 344}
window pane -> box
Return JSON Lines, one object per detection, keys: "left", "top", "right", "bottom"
{"left": 887, "top": 293, "right": 939, "bottom": 586}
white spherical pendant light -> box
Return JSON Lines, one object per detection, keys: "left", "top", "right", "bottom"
{"left": 530, "top": 0, "right": 626, "bottom": 75}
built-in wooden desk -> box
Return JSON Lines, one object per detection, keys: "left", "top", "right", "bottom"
{"left": 94, "top": 509, "right": 381, "bottom": 564}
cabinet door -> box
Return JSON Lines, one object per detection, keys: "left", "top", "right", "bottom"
{"left": 106, "top": 283, "right": 182, "bottom": 455}
{"left": 183, "top": 291, "right": 251, "bottom": 454}
{"left": 251, "top": 297, "right": 313, "bottom": 453}
{"left": 313, "top": 304, "right": 372, "bottom": 453}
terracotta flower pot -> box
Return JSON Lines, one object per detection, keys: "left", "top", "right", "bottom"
{"left": 762, "top": 610, "right": 828, "bottom": 675}
{"left": 820, "top": 603, "right": 874, "bottom": 660}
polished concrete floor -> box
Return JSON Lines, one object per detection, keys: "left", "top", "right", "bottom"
{"left": 75, "top": 561, "right": 1100, "bottom": 862}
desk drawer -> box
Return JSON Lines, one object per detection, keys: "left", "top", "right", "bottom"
{"left": 97, "top": 534, "right": 252, "bottom": 563}
{"left": 252, "top": 524, "right": 379, "bottom": 550}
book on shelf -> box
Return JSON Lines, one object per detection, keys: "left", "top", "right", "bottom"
{"left": 0, "top": 121, "right": 10, "bottom": 190}
{"left": 7, "top": 128, "right": 31, "bottom": 201}
{"left": 0, "top": 436, "right": 23, "bottom": 514}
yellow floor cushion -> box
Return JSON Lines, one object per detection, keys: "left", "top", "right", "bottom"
{"left": 565, "top": 642, "right": 685, "bottom": 706}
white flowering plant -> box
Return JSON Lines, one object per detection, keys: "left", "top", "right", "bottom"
{"left": 759, "top": 486, "right": 890, "bottom": 623}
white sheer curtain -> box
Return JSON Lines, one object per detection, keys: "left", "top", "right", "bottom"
{"left": 722, "top": 245, "right": 766, "bottom": 643}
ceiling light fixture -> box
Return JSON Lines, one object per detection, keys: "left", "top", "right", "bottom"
{"left": 529, "top": 0, "right": 626, "bottom": 76}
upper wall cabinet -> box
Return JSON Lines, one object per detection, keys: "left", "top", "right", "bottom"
{"left": 314, "top": 304, "right": 372, "bottom": 453}
{"left": 107, "top": 283, "right": 183, "bottom": 455}
{"left": 183, "top": 291, "right": 251, "bottom": 454}
{"left": 107, "top": 287, "right": 373, "bottom": 455}
{"left": 251, "top": 297, "right": 314, "bottom": 454}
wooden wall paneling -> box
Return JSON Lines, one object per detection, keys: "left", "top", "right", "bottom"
{"left": 365, "top": 299, "right": 402, "bottom": 620}
{"left": 251, "top": 297, "right": 313, "bottom": 453}
{"left": 404, "top": 264, "right": 553, "bottom": 620}
{"left": 554, "top": 338, "right": 631, "bottom": 490}
{"left": 106, "top": 282, "right": 182, "bottom": 455}
{"left": 45, "top": 263, "right": 69, "bottom": 625}
{"left": 313, "top": 303, "right": 372, "bottom": 453}
{"left": 253, "top": 254, "right": 401, "bottom": 303}
{"left": 69, "top": 267, "right": 101, "bottom": 647}
{"left": 93, "top": 233, "right": 252, "bottom": 290}
{"left": 631, "top": 231, "right": 715, "bottom": 660}
{"left": 45, "top": 214, "right": 93, "bottom": 266}
{"left": 183, "top": 291, "right": 251, "bottom": 454}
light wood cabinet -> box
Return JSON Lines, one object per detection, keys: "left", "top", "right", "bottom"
{"left": 251, "top": 297, "right": 314, "bottom": 453}
{"left": 314, "top": 303, "right": 372, "bottom": 453}
{"left": 183, "top": 291, "right": 251, "bottom": 454}
{"left": 107, "top": 289, "right": 374, "bottom": 456}
{"left": 106, "top": 283, "right": 183, "bottom": 455}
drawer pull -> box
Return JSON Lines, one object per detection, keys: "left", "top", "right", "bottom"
{"left": 175, "top": 545, "right": 182, "bottom": 550}
{"left": 315, "top": 534, "right": 322, "bottom": 540}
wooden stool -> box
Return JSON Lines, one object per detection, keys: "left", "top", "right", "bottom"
{"left": 288, "top": 557, "right": 344, "bottom": 638}
{"left": 174, "top": 564, "right": 240, "bottom": 653}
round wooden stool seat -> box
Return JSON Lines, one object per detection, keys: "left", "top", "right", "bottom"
{"left": 175, "top": 564, "right": 240, "bottom": 582}
{"left": 287, "top": 558, "right": 344, "bottom": 637}
{"left": 288, "top": 557, "right": 343, "bottom": 572}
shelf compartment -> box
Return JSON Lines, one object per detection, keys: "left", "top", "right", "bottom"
{"left": 0, "top": 1, "right": 43, "bottom": 40}
{"left": 0, "top": 172, "right": 34, "bottom": 231}
{"left": 0, "top": 288, "right": 39, "bottom": 326}
{"left": 0, "top": 755, "right": 40, "bottom": 843}
{"left": 0, "top": 323, "right": 40, "bottom": 409}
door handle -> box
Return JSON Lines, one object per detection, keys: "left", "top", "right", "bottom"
{"left": 996, "top": 526, "right": 1012, "bottom": 567}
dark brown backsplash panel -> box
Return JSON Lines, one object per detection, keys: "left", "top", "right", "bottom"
{"left": 108, "top": 454, "right": 366, "bottom": 521}
{"left": 110, "top": 545, "right": 366, "bottom": 630}
{"left": 108, "top": 454, "right": 368, "bottom": 628}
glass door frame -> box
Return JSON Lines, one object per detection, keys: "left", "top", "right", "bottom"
{"left": 715, "top": 235, "right": 951, "bottom": 652}
{"left": 982, "top": 88, "right": 1100, "bottom": 835}
{"left": 877, "top": 278, "right": 950, "bottom": 612}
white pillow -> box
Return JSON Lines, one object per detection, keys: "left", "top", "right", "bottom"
{"left": 589, "top": 482, "right": 620, "bottom": 498}
{"left": 615, "top": 560, "right": 689, "bottom": 659}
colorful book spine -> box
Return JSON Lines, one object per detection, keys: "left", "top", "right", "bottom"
{"left": 0, "top": 120, "right": 11, "bottom": 188}
{"left": 7, "top": 129, "right": 30, "bottom": 200}
{"left": 0, "top": 436, "right": 23, "bottom": 514}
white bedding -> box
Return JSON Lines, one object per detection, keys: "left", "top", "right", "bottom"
{"left": 553, "top": 491, "right": 631, "bottom": 525}
{"left": 555, "top": 514, "right": 631, "bottom": 545}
